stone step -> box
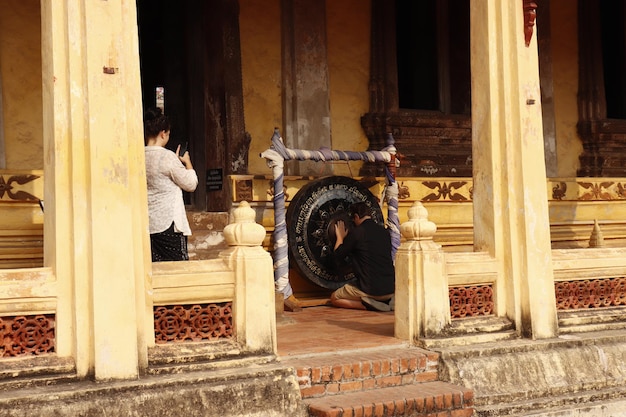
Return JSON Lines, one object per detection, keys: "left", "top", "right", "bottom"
{"left": 281, "top": 345, "right": 440, "bottom": 399}
{"left": 148, "top": 339, "right": 244, "bottom": 366}
{"left": 420, "top": 329, "right": 518, "bottom": 349}
{"left": 304, "top": 381, "right": 474, "bottom": 417}
{"left": 0, "top": 355, "right": 77, "bottom": 391}
{"left": 474, "top": 385, "right": 626, "bottom": 416}
{"left": 558, "top": 307, "right": 626, "bottom": 334}
{"left": 0, "top": 363, "right": 305, "bottom": 417}
{"left": 418, "top": 316, "right": 518, "bottom": 349}
{"left": 146, "top": 339, "right": 277, "bottom": 375}
{"left": 436, "top": 328, "right": 626, "bottom": 416}
{"left": 147, "top": 353, "right": 277, "bottom": 375}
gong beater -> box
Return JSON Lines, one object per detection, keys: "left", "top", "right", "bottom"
{"left": 286, "top": 176, "right": 384, "bottom": 290}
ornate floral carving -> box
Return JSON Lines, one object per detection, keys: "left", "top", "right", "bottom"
{"left": 398, "top": 182, "right": 410, "bottom": 200}
{"left": 154, "top": 303, "right": 233, "bottom": 343}
{"left": 555, "top": 278, "right": 626, "bottom": 310}
{"left": 449, "top": 285, "right": 494, "bottom": 318}
{"left": 0, "top": 175, "right": 40, "bottom": 202}
{"left": 0, "top": 314, "right": 55, "bottom": 357}
{"left": 422, "top": 181, "right": 469, "bottom": 201}
{"left": 578, "top": 181, "right": 614, "bottom": 200}
{"left": 617, "top": 183, "right": 626, "bottom": 199}
{"left": 235, "top": 179, "right": 253, "bottom": 202}
{"left": 552, "top": 181, "right": 567, "bottom": 200}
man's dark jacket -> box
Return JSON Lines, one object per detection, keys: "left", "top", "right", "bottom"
{"left": 334, "top": 218, "right": 395, "bottom": 296}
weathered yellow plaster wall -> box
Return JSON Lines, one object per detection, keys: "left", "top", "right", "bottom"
{"left": 0, "top": 0, "right": 43, "bottom": 169}
{"left": 326, "top": 0, "right": 370, "bottom": 177}
{"left": 551, "top": 0, "right": 581, "bottom": 177}
{"left": 239, "top": 0, "right": 282, "bottom": 175}
{"left": 240, "top": 0, "right": 371, "bottom": 176}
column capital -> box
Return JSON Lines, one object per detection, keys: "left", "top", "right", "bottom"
{"left": 224, "top": 201, "right": 266, "bottom": 246}
{"left": 400, "top": 201, "right": 437, "bottom": 241}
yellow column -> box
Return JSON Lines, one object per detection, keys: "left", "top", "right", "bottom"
{"left": 470, "top": 0, "right": 557, "bottom": 339}
{"left": 41, "top": 1, "right": 149, "bottom": 379}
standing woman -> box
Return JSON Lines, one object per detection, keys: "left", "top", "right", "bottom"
{"left": 144, "top": 107, "right": 198, "bottom": 261}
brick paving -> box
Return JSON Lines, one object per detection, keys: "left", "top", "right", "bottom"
{"left": 276, "top": 306, "right": 474, "bottom": 416}
{"left": 277, "top": 306, "right": 402, "bottom": 357}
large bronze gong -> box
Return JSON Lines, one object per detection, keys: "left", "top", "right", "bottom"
{"left": 286, "top": 176, "right": 383, "bottom": 290}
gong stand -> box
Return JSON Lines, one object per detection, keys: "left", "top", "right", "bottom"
{"left": 260, "top": 128, "right": 399, "bottom": 296}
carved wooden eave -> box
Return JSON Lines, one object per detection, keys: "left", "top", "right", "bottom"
{"left": 523, "top": 0, "right": 538, "bottom": 47}
{"left": 360, "top": 111, "right": 472, "bottom": 178}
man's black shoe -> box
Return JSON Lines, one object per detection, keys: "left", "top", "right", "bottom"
{"left": 361, "top": 296, "right": 391, "bottom": 312}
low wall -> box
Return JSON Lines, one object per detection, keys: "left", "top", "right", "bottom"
{"left": 5, "top": 173, "right": 626, "bottom": 269}
{"left": 230, "top": 175, "right": 626, "bottom": 251}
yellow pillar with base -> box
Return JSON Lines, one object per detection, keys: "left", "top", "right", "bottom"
{"left": 470, "top": 0, "right": 558, "bottom": 339}
{"left": 41, "top": 0, "right": 149, "bottom": 379}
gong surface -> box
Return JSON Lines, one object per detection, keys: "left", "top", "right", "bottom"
{"left": 286, "top": 176, "right": 383, "bottom": 290}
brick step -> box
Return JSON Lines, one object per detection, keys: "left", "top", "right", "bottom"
{"left": 281, "top": 346, "right": 440, "bottom": 399}
{"left": 304, "top": 381, "right": 474, "bottom": 417}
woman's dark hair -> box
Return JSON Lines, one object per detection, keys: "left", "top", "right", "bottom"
{"left": 143, "top": 107, "right": 171, "bottom": 141}
{"left": 349, "top": 202, "right": 372, "bottom": 219}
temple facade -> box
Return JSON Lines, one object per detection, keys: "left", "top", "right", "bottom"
{"left": 2, "top": 0, "right": 626, "bottom": 415}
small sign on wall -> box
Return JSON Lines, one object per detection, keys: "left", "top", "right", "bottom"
{"left": 206, "top": 169, "right": 223, "bottom": 191}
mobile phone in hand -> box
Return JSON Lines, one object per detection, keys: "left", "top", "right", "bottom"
{"left": 180, "top": 141, "right": 189, "bottom": 156}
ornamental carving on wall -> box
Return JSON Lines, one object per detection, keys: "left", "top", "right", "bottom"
{"left": 555, "top": 278, "right": 626, "bottom": 310}
{"left": 235, "top": 179, "right": 253, "bottom": 202}
{"left": 523, "top": 0, "right": 538, "bottom": 47}
{"left": 547, "top": 180, "right": 626, "bottom": 201}
{"left": 422, "top": 181, "right": 469, "bottom": 202}
{"left": 1, "top": 314, "right": 55, "bottom": 357}
{"left": 154, "top": 302, "right": 233, "bottom": 343}
{"left": 449, "top": 284, "right": 494, "bottom": 318}
{"left": 0, "top": 174, "right": 40, "bottom": 202}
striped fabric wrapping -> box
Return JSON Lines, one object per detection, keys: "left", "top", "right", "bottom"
{"left": 261, "top": 129, "right": 400, "bottom": 296}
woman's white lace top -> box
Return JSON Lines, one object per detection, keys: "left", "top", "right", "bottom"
{"left": 145, "top": 146, "right": 198, "bottom": 235}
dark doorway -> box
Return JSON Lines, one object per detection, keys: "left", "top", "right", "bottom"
{"left": 361, "top": 0, "right": 472, "bottom": 178}
{"left": 137, "top": 1, "right": 189, "bottom": 168}
{"left": 395, "top": 0, "right": 471, "bottom": 115}
{"left": 136, "top": 0, "right": 248, "bottom": 212}
{"left": 600, "top": 0, "right": 626, "bottom": 119}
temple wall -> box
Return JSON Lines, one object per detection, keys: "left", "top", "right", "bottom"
{"left": 0, "top": 0, "right": 43, "bottom": 170}
{"left": 239, "top": 0, "right": 371, "bottom": 176}
{"left": 239, "top": 0, "right": 283, "bottom": 175}
{"left": 325, "top": 0, "right": 370, "bottom": 177}
{"left": 551, "top": 0, "right": 581, "bottom": 177}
